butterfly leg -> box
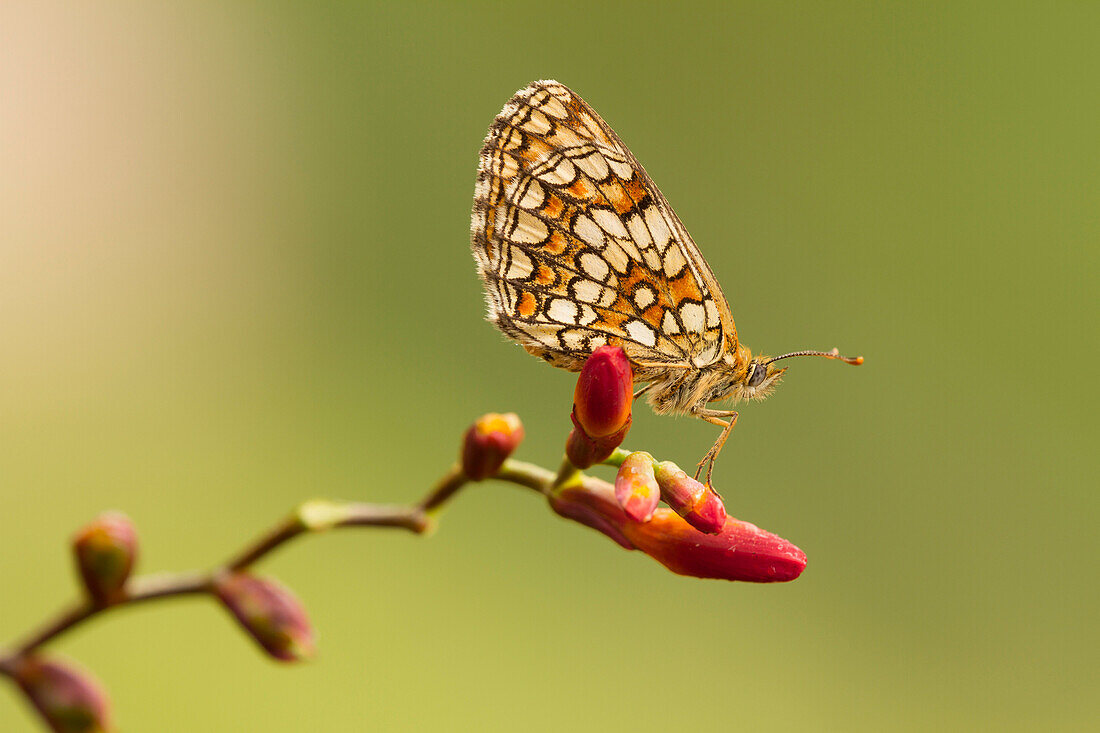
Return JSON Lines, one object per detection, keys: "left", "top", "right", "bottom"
{"left": 690, "top": 407, "right": 739, "bottom": 486}
{"left": 632, "top": 382, "right": 655, "bottom": 400}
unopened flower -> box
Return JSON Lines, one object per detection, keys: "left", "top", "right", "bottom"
{"left": 566, "top": 347, "right": 633, "bottom": 469}
{"left": 614, "top": 452, "right": 660, "bottom": 522}
{"left": 623, "top": 511, "right": 803, "bottom": 582}
{"left": 11, "top": 656, "right": 112, "bottom": 733}
{"left": 213, "top": 573, "right": 315, "bottom": 662}
{"left": 572, "top": 345, "right": 633, "bottom": 438}
{"left": 71, "top": 513, "right": 137, "bottom": 606}
{"left": 549, "top": 480, "right": 805, "bottom": 582}
{"left": 685, "top": 487, "right": 727, "bottom": 535}
{"left": 461, "top": 412, "right": 524, "bottom": 480}
{"left": 653, "top": 462, "right": 727, "bottom": 534}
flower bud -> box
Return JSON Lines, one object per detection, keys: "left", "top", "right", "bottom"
{"left": 622, "top": 511, "right": 806, "bottom": 583}
{"left": 686, "top": 487, "right": 728, "bottom": 534}
{"left": 653, "top": 462, "right": 727, "bottom": 534}
{"left": 653, "top": 461, "right": 703, "bottom": 512}
{"left": 614, "top": 452, "right": 660, "bottom": 523}
{"left": 461, "top": 412, "right": 524, "bottom": 480}
{"left": 214, "top": 573, "right": 315, "bottom": 662}
{"left": 548, "top": 480, "right": 805, "bottom": 582}
{"left": 12, "top": 656, "right": 112, "bottom": 733}
{"left": 564, "top": 414, "right": 630, "bottom": 469}
{"left": 71, "top": 513, "right": 137, "bottom": 606}
{"left": 572, "top": 346, "right": 633, "bottom": 438}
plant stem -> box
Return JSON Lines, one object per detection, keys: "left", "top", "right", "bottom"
{"left": 0, "top": 458, "right": 559, "bottom": 673}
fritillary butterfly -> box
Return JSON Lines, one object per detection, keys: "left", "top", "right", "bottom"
{"left": 470, "top": 80, "right": 861, "bottom": 481}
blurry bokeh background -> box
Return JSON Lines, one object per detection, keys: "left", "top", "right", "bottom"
{"left": 2, "top": 2, "right": 1097, "bottom": 730}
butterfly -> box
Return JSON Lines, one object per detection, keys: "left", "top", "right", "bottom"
{"left": 470, "top": 80, "right": 861, "bottom": 483}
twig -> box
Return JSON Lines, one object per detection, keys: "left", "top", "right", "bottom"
{"left": 0, "top": 459, "right": 558, "bottom": 673}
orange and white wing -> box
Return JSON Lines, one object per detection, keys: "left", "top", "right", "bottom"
{"left": 471, "top": 80, "right": 737, "bottom": 371}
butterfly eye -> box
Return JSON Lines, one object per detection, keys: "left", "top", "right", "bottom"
{"left": 747, "top": 362, "right": 767, "bottom": 388}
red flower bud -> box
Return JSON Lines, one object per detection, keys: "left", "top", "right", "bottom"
{"left": 614, "top": 452, "right": 660, "bottom": 522}
{"left": 653, "top": 462, "right": 727, "bottom": 534}
{"left": 461, "top": 412, "right": 525, "bottom": 480}
{"left": 214, "top": 574, "right": 315, "bottom": 662}
{"left": 572, "top": 346, "right": 633, "bottom": 438}
{"left": 11, "top": 656, "right": 112, "bottom": 733}
{"left": 548, "top": 480, "right": 805, "bottom": 582}
{"left": 622, "top": 511, "right": 805, "bottom": 583}
{"left": 71, "top": 513, "right": 137, "bottom": 606}
{"left": 564, "top": 413, "right": 630, "bottom": 469}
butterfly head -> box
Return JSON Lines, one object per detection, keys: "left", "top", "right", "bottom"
{"left": 741, "top": 359, "right": 786, "bottom": 401}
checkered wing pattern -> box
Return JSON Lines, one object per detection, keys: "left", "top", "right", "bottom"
{"left": 471, "top": 80, "right": 737, "bottom": 372}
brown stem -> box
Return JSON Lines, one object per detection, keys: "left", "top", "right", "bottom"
{"left": 0, "top": 459, "right": 556, "bottom": 674}
{"left": 419, "top": 464, "right": 470, "bottom": 513}
{"left": 6, "top": 604, "right": 92, "bottom": 663}
{"left": 334, "top": 503, "right": 433, "bottom": 531}
{"left": 224, "top": 517, "right": 306, "bottom": 571}
{"left": 4, "top": 572, "right": 212, "bottom": 662}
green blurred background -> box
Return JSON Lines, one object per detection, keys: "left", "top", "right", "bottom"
{"left": 2, "top": 2, "right": 1097, "bottom": 730}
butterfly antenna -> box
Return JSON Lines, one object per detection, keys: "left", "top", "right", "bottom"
{"left": 765, "top": 348, "right": 864, "bottom": 366}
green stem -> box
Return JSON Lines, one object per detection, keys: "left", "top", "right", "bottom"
{"left": 496, "top": 459, "right": 556, "bottom": 493}
{"left": 600, "top": 447, "right": 634, "bottom": 468}
{"left": 551, "top": 456, "right": 582, "bottom": 490}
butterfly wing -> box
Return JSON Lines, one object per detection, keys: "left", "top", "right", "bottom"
{"left": 471, "top": 80, "right": 737, "bottom": 372}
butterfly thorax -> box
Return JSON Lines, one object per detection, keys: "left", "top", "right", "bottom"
{"left": 642, "top": 342, "right": 758, "bottom": 415}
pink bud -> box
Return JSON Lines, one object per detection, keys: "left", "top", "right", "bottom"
{"left": 461, "top": 412, "right": 525, "bottom": 480}
{"left": 572, "top": 346, "right": 633, "bottom": 438}
{"left": 685, "top": 487, "right": 727, "bottom": 535}
{"left": 653, "top": 462, "right": 727, "bottom": 534}
{"left": 614, "top": 452, "right": 660, "bottom": 522}
{"left": 71, "top": 513, "right": 137, "bottom": 606}
{"left": 653, "top": 462, "right": 704, "bottom": 513}
{"left": 12, "top": 656, "right": 112, "bottom": 733}
{"left": 214, "top": 574, "right": 315, "bottom": 662}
